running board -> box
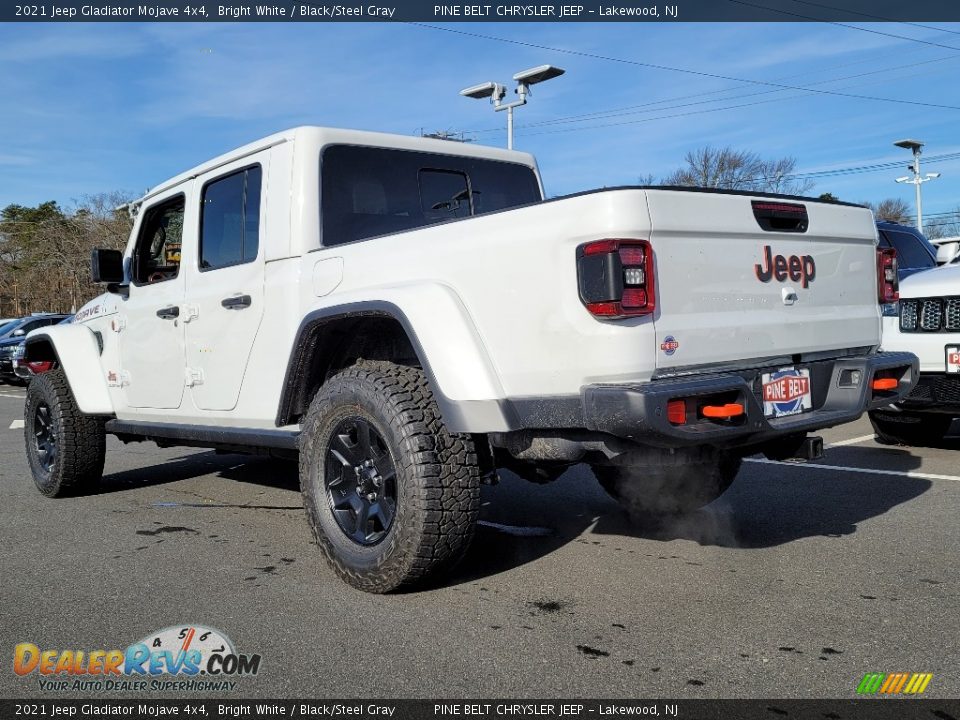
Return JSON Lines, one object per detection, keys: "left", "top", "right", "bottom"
{"left": 104, "top": 419, "right": 300, "bottom": 451}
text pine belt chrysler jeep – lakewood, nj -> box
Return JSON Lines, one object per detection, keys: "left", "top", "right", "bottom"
{"left": 20, "top": 127, "right": 917, "bottom": 593}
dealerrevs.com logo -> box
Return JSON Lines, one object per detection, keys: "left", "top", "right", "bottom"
{"left": 14, "top": 625, "right": 261, "bottom": 692}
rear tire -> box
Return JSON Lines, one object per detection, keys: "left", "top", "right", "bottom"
{"left": 869, "top": 411, "right": 952, "bottom": 447}
{"left": 593, "top": 448, "right": 741, "bottom": 524}
{"left": 24, "top": 368, "right": 106, "bottom": 497}
{"left": 299, "top": 360, "right": 481, "bottom": 593}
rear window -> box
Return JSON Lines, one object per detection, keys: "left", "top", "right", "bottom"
{"left": 320, "top": 145, "right": 542, "bottom": 246}
{"left": 880, "top": 229, "right": 936, "bottom": 270}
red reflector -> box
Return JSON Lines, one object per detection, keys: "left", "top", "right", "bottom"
{"left": 618, "top": 246, "right": 645, "bottom": 266}
{"left": 872, "top": 378, "right": 898, "bottom": 391}
{"left": 26, "top": 361, "right": 53, "bottom": 374}
{"left": 667, "top": 400, "right": 686, "bottom": 425}
{"left": 620, "top": 287, "right": 648, "bottom": 309}
{"left": 701, "top": 403, "right": 744, "bottom": 419}
{"left": 582, "top": 239, "right": 620, "bottom": 256}
{"left": 585, "top": 301, "right": 621, "bottom": 317}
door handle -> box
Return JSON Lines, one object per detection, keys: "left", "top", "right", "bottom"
{"left": 221, "top": 294, "right": 252, "bottom": 310}
{"left": 156, "top": 306, "right": 180, "bottom": 319}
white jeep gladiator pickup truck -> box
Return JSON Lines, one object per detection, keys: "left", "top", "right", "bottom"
{"left": 22, "top": 126, "right": 918, "bottom": 592}
{"left": 870, "top": 263, "right": 960, "bottom": 445}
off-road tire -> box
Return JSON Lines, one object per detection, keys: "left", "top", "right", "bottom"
{"left": 869, "top": 410, "right": 952, "bottom": 447}
{"left": 24, "top": 368, "right": 106, "bottom": 497}
{"left": 299, "top": 360, "right": 481, "bottom": 593}
{"left": 593, "top": 448, "right": 741, "bottom": 524}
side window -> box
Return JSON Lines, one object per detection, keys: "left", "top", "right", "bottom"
{"left": 133, "top": 195, "right": 185, "bottom": 285}
{"left": 200, "top": 165, "right": 261, "bottom": 271}
{"left": 419, "top": 169, "right": 471, "bottom": 220}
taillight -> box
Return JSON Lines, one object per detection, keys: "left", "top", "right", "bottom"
{"left": 577, "top": 239, "right": 655, "bottom": 319}
{"left": 877, "top": 247, "right": 899, "bottom": 303}
{"left": 26, "top": 361, "right": 53, "bottom": 374}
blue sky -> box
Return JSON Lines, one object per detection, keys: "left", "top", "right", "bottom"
{"left": 1, "top": 21, "right": 959, "bottom": 224}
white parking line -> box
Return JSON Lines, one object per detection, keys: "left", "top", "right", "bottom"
{"left": 9, "top": 420, "right": 23, "bottom": 429}
{"left": 745, "top": 457, "right": 960, "bottom": 483}
{"left": 825, "top": 434, "right": 876, "bottom": 448}
{"left": 0, "top": 393, "right": 25, "bottom": 400}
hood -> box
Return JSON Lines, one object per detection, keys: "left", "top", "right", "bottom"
{"left": 899, "top": 263, "right": 960, "bottom": 298}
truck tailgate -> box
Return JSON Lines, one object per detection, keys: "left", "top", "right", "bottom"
{"left": 645, "top": 189, "right": 880, "bottom": 371}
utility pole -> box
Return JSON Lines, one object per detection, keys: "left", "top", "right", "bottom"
{"left": 894, "top": 139, "right": 940, "bottom": 235}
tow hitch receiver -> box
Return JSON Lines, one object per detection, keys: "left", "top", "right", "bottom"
{"left": 761, "top": 435, "right": 824, "bottom": 462}
{"left": 798, "top": 436, "right": 824, "bottom": 461}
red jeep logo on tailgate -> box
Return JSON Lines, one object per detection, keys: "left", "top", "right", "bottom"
{"left": 755, "top": 245, "right": 816, "bottom": 288}
{"left": 763, "top": 375, "right": 811, "bottom": 403}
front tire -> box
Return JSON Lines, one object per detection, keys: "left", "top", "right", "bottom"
{"left": 24, "top": 368, "right": 106, "bottom": 497}
{"left": 593, "top": 448, "right": 741, "bottom": 524}
{"left": 299, "top": 361, "right": 481, "bottom": 593}
{"left": 869, "top": 410, "right": 952, "bottom": 447}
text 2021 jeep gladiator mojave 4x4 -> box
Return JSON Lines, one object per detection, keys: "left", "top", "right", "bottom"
{"left": 22, "top": 127, "right": 918, "bottom": 592}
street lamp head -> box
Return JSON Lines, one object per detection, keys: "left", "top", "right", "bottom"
{"left": 926, "top": 172, "right": 941, "bottom": 179}
{"left": 460, "top": 81, "right": 506, "bottom": 100}
{"left": 512, "top": 64, "right": 565, "bottom": 85}
{"left": 895, "top": 176, "right": 911, "bottom": 183}
{"left": 894, "top": 138, "right": 924, "bottom": 152}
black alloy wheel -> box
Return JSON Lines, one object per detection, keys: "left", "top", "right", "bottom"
{"left": 33, "top": 401, "right": 58, "bottom": 472}
{"left": 324, "top": 417, "right": 397, "bottom": 546}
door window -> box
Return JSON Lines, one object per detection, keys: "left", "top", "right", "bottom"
{"left": 199, "top": 166, "right": 262, "bottom": 271}
{"left": 133, "top": 196, "right": 185, "bottom": 285}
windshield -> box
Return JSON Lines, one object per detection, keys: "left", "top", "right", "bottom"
{"left": 0, "top": 319, "right": 23, "bottom": 338}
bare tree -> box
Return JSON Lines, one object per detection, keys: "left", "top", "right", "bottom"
{"left": 0, "top": 192, "right": 133, "bottom": 316}
{"left": 862, "top": 198, "right": 912, "bottom": 224}
{"left": 662, "top": 146, "right": 814, "bottom": 195}
{"left": 921, "top": 206, "right": 960, "bottom": 240}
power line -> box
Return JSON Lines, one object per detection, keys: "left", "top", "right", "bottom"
{"left": 413, "top": 23, "right": 960, "bottom": 111}
{"left": 785, "top": 0, "right": 960, "bottom": 36}
{"left": 728, "top": 0, "right": 960, "bottom": 52}
{"left": 473, "top": 52, "right": 960, "bottom": 135}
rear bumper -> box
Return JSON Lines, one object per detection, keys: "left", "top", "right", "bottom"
{"left": 891, "top": 372, "right": 960, "bottom": 412}
{"left": 580, "top": 351, "right": 918, "bottom": 448}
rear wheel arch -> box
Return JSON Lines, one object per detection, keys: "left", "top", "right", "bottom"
{"left": 276, "top": 303, "right": 446, "bottom": 427}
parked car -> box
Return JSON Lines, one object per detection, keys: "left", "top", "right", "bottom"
{"left": 876, "top": 221, "right": 938, "bottom": 280}
{"left": 871, "top": 261, "right": 960, "bottom": 445}
{"left": 11, "top": 316, "right": 72, "bottom": 382}
{"left": 0, "top": 314, "right": 70, "bottom": 383}
{"left": 21, "top": 126, "right": 917, "bottom": 592}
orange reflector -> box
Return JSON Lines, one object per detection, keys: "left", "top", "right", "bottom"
{"left": 667, "top": 400, "right": 686, "bottom": 425}
{"left": 872, "top": 378, "right": 898, "bottom": 391}
{"left": 701, "top": 403, "right": 745, "bottom": 419}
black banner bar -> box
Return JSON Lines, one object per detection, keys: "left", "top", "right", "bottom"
{"left": 3, "top": 0, "right": 960, "bottom": 23}
{"left": 3, "top": 699, "right": 960, "bottom": 720}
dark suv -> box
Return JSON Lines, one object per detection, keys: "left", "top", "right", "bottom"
{"left": 877, "top": 221, "right": 937, "bottom": 280}
{"left": 0, "top": 315, "right": 70, "bottom": 383}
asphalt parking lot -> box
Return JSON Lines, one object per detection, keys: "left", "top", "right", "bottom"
{"left": 1, "top": 382, "right": 958, "bottom": 700}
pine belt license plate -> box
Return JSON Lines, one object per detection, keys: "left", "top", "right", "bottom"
{"left": 761, "top": 367, "right": 812, "bottom": 418}
{"left": 948, "top": 346, "right": 960, "bottom": 374}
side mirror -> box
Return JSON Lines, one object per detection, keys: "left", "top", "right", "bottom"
{"left": 936, "top": 242, "right": 958, "bottom": 265}
{"left": 12, "top": 328, "right": 25, "bottom": 337}
{"left": 91, "top": 248, "right": 124, "bottom": 284}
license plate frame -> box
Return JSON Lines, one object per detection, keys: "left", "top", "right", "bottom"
{"left": 947, "top": 346, "right": 960, "bottom": 374}
{"left": 761, "top": 367, "right": 812, "bottom": 418}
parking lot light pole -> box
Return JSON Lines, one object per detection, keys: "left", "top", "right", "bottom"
{"left": 894, "top": 139, "right": 940, "bottom": 235}
{"left": 460, "top": 65, "right": 565, "bottom": 150}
